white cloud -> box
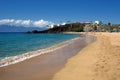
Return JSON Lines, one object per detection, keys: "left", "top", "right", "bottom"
{"left": 0, "top": 19, "right": 54, "bottom": 28}
{"left": 0, "top": 19, "right": 14, "bottom": 24}
{"left": 21, "top": 20, "right": 31, "bottom": 26}
{"left": 61, "top": 22, "right": 66, "bottom": 25}
{"left": 33, "top": 19, "right": 54, "bottom": 27}
{"left": 13, "top": 20, "right": 31, "bottom": 26}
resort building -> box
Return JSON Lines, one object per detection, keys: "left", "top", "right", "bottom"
{"left": 83, "top": 21, "right": 106, "bottom": 32}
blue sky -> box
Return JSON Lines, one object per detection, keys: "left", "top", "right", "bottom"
{"left": 0, "top": 0, "right": 120, "bottom": 24}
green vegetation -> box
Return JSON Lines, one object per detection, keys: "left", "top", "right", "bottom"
{"left": 26, "top": 22, "right": 85, "bottom": 33}
{"left": 111, "top": 24, "right": 120, "bottom": 32}
{"left": 26, "top": 22, "right": 120, "bottom": 34}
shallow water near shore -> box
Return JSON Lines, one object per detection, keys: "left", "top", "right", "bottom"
{"left": 0, "top": 33, "right": 80, "bottom": 67}
{"left": 0, "top": 34, "right": 95, "bottom": 80}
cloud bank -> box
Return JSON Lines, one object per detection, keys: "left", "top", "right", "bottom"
{"left": 0, "top": 19, "right": 54, "bottom": 28}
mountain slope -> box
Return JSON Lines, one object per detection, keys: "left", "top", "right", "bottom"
{"left": 27, "top": 22, "right": 85, "bottom": 33}
{"left": 0, "top": 25, "right": 47, "bottom": 32}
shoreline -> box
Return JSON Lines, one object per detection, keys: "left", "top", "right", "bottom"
{"left": 52, "top": 32, "right": 120, "bottom": 80}
{"left": 0, "top": 33, "right": 95, "bottom": 80}
{"left": 0, "top": 35, "right": 81, "bottom": 68}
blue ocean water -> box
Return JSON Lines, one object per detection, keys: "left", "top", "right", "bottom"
{"left": 0, "top": 32, "right": 80, "bottom": 60}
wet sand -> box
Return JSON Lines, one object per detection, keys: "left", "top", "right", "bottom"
{"left": 0, "top": 35, "right": 94, "bottom": 80}
{"left": 52, "top": 32, "right": 120, "bottom": 80}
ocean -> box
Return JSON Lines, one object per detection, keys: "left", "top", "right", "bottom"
{"left": 0, "top": 32, "right": 80, "bottom": 67}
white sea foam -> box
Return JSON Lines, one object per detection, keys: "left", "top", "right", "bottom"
{"left": 0, "top": 37, "right": 81, "bottom": 67}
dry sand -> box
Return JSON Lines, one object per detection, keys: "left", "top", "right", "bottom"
{"left": 52, "top": 32, "right": 120, "bottom": 80}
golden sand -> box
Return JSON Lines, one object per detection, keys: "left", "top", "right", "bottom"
{"left": 0, "top": 34, "right": 94, "bottom": 80}
{"left": 52, "top": 32, "right": 120, "bottom": 80}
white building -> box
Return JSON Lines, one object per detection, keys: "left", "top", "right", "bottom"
{"left": 94, "top": 21, "right": 102, "bottom": 24}
{"left": 95, "top": 21, "right": 99, "bottom": 24}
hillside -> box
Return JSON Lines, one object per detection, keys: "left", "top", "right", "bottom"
{"left": 26, "top": 22, "right": 85, "bottom": 33}
{"left": 0, "top": 25, "right": 47, "bottom": 32}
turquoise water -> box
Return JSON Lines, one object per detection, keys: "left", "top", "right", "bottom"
{"left": 0, "top": 33, "right": 80, "bottom": 60}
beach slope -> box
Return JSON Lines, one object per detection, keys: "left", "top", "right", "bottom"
{"left": 52, "top": 33, "right": 120, "bottom": 80}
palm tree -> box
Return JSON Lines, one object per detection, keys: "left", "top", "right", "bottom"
{"left": 108, "top": 22, "right": 111, "bottom": 32}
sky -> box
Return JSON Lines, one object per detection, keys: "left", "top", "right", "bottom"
{"left": 0, "top": 0, "right": 120, "bottom": 28}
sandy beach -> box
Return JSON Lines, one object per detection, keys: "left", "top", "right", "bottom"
{"left": 1, "top": 32, "right": 119, "bottom": 80}
{"left": 52, "top": 32, "right": 120, "bottom": 80}
{"left": 0, "top": 34, "right": 94, "bottom": 80}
